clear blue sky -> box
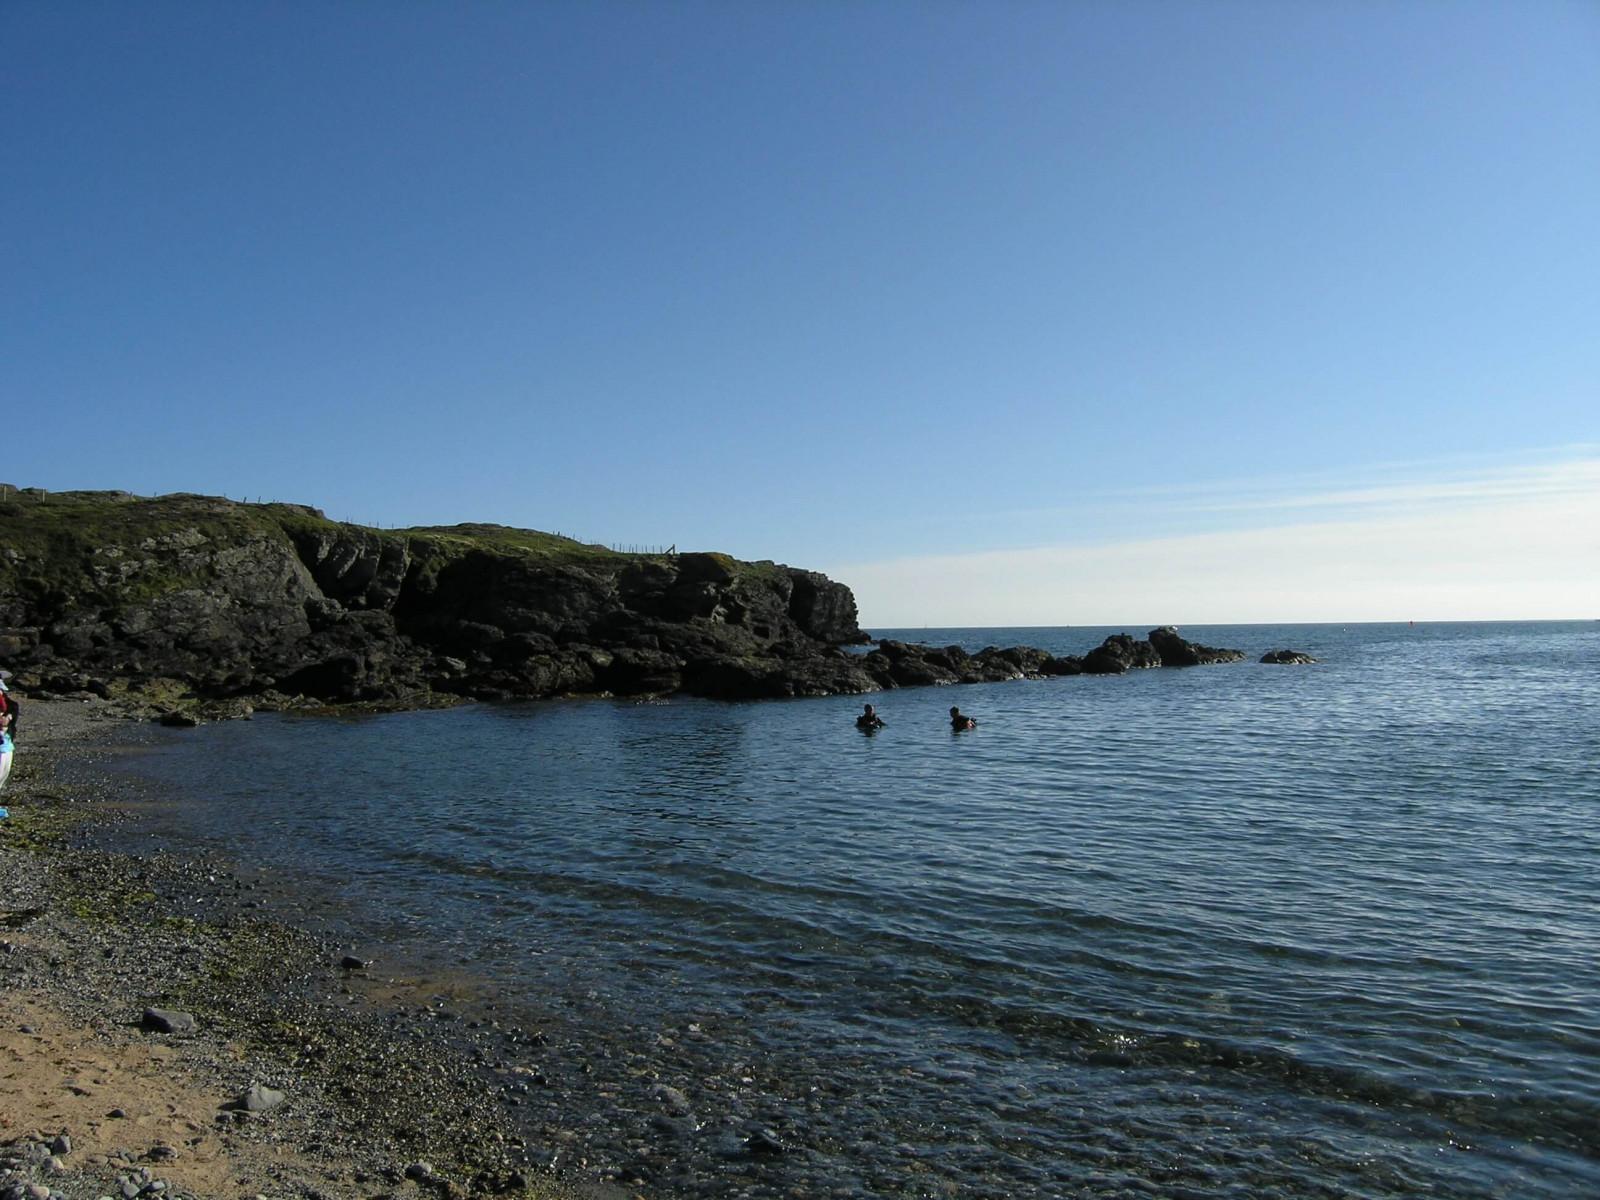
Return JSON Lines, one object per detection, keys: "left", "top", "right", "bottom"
{"left": 5, "top": 2, "right": 1597, "bottom": 621}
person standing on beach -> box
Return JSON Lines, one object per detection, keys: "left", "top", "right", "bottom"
{"left": 0, "top": 673, "right": 16, "bottom": 793}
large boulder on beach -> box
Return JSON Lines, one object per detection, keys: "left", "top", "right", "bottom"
{"left": 239, "top": 1083, "right": 287, "bottom": 1113}
{"left": 141, "top": 1007, "right": 196, "bottom": 1034}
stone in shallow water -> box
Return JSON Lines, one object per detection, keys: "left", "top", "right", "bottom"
{"left": 649, "top": 1083, "right": 692, "bottom": 1114}
{"left": 745, "top": 1127, "right": 786, "bottom": 1156}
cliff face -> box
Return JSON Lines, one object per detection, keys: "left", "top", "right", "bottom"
{"left": 0, "top": 490, "right": 871, "bottom": 704}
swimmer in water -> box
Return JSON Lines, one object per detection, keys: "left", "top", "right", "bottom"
{"left": 856, "top": 703, "right": 885, "bottom": 730}
{"left": 949, "top": 706, "right": 976, "bottom": 731}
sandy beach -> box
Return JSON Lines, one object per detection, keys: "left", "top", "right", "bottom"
{"left": 0, "top": 700, "right": 634, "bottom": 1200}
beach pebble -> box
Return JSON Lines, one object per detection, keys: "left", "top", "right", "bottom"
{"left": 746, "top": 1127, "right": 787, "bottom": 1156}
{"left": 649, "top": 1084, "right": 693, "bottom": 1115}
{"left": 49, "top": 1136, "right": 71, "bottom": 1157}
{"left": 239, "top": 1083, "right": 286, "bottom": 1113}
{"left": 648, "top": 1115, "right": 695, "bottom": 1141}
{"left": 339, "top": 954, "right": 367, "bottom": 970}
{"left": 140, "top": 1008, "right": 196, "bottom": 1035}
{"left": 403, "top": 1162, "right": 434, "bottom": 1182}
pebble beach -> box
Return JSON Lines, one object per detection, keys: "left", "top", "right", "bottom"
{"left": 0, "top": 700, "right": 641, "bottom": 1200}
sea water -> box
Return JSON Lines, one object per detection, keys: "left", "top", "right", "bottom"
{"left": 114, "top": 622, "right": 1600, "bottom": 1197}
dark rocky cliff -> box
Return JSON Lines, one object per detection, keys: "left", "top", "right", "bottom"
{"left": 0, "top": 490, "right": 872, "bottom": 706}
{"left": 0, "top": 489, "right": 1249, "bottom": 715}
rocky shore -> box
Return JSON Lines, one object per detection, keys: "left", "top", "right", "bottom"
{"left": 0, "top": 491, "right": 1278, "bottom": 725}
{"left": 1, "top": 701, "right": 707, "bottom": 1200}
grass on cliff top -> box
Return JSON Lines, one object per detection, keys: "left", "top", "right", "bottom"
{"left": 0, "top": 490, "right": 785, "bottom": 590}
{"left": 0, "top": 491, "right": 308, "bottom": 605}
{"left": 396, "top": 522, "right": 628, "bottom": 561}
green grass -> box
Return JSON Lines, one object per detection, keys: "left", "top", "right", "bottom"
{"left": 0, "top": 489, "right": 788, "bottom": 622}
{"left": 0, "top": 491, "right": 299, "bottom": 608}
{"left": 399, "top": 522, "right": 618, "bottom": 558}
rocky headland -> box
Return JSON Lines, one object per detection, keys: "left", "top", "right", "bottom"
{"left": 0, "top": 489, "right": 871, "bottom": 711}
{"left": 0, "top": 489, "right": 1259, "bottom": 721}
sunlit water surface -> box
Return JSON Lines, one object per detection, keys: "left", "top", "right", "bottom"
{"left": 118, "top": 622, "right": 1600, "bottom": 1197}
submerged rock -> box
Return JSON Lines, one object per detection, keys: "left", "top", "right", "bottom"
{"left": 1261, "top": 649, "right": 1318, "bottom": 664}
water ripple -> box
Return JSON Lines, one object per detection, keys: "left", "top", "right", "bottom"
{"left": 120, "top": 621, "right": 1600, "bottom": 1197}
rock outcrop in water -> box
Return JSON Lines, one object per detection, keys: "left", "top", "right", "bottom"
{"left": 0, "top": 488, "right": 1252, "bottom": 713}
{"left": 1260, "top": 649, "right": 1318, "bottom": 665}
{"left": 852, "top": 627, "right": 1243, "bottom": 687}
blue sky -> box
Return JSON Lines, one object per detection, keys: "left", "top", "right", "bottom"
{"left": 5, "top": 2, "right": 1597, "bottom": 622}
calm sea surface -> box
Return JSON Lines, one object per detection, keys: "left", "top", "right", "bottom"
{"left": 115, "top": 622, "right": 1600, "bottom": 1197}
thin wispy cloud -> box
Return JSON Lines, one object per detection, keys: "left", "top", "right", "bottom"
{"left": 1175, "top": 454, "right": 1600, "bottom": 517}
{"left": 963, "top": 446, "right": 1600, "bottom": 539}
{"left": 833, "top": 448, "right": 1600, "bottom": 626}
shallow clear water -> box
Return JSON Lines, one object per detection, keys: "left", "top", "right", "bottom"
{"left": 120, "top": 621, "right": 1600, "bottom": 1196}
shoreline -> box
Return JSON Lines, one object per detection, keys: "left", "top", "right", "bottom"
{"left": 1, "top": 700, "right": 639, "bottom": 1200}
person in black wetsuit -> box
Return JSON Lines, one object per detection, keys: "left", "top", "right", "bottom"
{"left": 949, "top": 705, "right": 976, "bottom": 731}
{"left": 856, "top": 703, "right": 885, "bottom": 730}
